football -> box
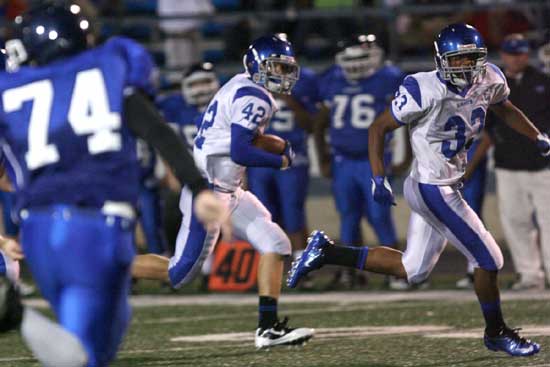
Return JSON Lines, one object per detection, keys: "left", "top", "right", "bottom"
{"left": 252, "top": 134, "right": 286, "bottom": 154}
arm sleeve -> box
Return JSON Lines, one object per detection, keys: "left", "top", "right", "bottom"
{"left": 124, "top": 91, "right": 208, "bottom": 195}
{"left": 230, "top": 124, "right": 283, "bottom": 168}
{"left": 390, "top": 76, "right": 428, "bottom": 125}
{"left": 231, "top": 90, "right": 274, "bottom": 131}
{"left": 487, "top": 63, "right": 510, "bottom": 105}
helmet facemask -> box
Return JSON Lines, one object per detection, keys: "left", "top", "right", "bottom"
{"left": 436, "top": 46, "right": 487, "bottom": 88}
{"left": 253, "top": 56, "right": 300, "bottom": 95}
{"left": 182, "top": 71, "right": 219, "bottom": 109}
{"left": 336, "top": 44, "right": 383, "bottom": 81}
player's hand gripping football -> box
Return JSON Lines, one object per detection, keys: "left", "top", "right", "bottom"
{"left": 194, "top": 190, "right": 232, "bottom": 238}
{"left": 536, "top": 133, "right": 550, "bottom": 156}
{"left": 371, "top": 176, "right": 396, "bottom": 206}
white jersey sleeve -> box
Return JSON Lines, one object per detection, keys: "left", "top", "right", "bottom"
{"left": 230, "top": 87, "right": 275, "bottom": 131}
{"left": 486, "top": 63, "right": 510, "bottom": 105}
{"left": 390, "top": 76, "right": 431, "bottom": 125}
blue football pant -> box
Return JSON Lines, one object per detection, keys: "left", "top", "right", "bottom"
{"left": 138, "top": 185, "right": 167, "bottom": 254}
{"left": 247, "top": 165, "right": 309, "bottom": 233}
{"left": 20, "top": 205, "right": 135, "bottom": 367}
{"left": 332, "top": 157, "right": 397, "bottom": 246}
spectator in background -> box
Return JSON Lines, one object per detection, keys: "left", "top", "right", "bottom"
{"left": 158, "top": 0, "right": 214, "bottom": 70}
{"left": 467, "top": 34, "right": 550, "bottom": 290}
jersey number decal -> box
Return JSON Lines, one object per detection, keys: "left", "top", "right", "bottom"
{"left": 2, "top": 68, "right": 121, "bottom": 170}
{"left": 271, "top": 100, "right": 294, "bottom": 132}
{"left": 195, "top": 100, "right": 218, "bottom": 149}
{"left": 332, "top": 94, "right": 376, "bottom": 129}
{"left": 241, "top": 102, "right": 266, "bottom": 125}
{"left": 441, "top": 107, "right": 486, "bottom": 158}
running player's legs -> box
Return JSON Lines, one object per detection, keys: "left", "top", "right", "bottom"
{"left": 405, "top": 177, "right": 503, "bottom": 271}
{"left": 401, "top": 180, "right": 448, "bottom": 283}
{"left": 332, "top": 158, "right": 363, "bottom": 245}
{"left": 247, "top": 167, "right": 280, "bottom": 223}
{"left": 360, "top": 160, "right": 397, "bottom": 246}
{"left": 168, "top": 187, "right": 220, "bottom": 288}
{"left": 232, "top": 189, "right": 291, "bottom": 257}
{"left": 21, "top": 206, "right": 136, "bottom": 367}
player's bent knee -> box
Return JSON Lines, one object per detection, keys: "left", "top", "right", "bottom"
{"left": 408, "top": 271, "right": 429, "bottom": 285}
{"left": 478, "top": 254, "right": 504, "bottom": 272}
{"left": 168, "top": 257, "right": 205, "bottom": 288}
{"left": 270, "top": 236, "right": 291, "bottom": 256}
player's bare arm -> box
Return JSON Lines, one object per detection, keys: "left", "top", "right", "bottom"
{"left": 490, "top": 100, "right": 542, "bottom": 141}
{"left": 368, "top": 108, "right": 401, "bottom": 178}
{"left": 390, "top": 128, "right": 413, "bottom": 176}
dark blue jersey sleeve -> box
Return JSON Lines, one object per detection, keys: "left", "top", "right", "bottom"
{"left": 106, "top": 37, "right": 155, "bottom": 93}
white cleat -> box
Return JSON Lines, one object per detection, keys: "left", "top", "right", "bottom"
{"left": 255, "top": 317, "right": 314, "bottom": 349}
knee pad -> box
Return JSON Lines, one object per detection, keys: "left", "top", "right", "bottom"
{"left": 250, "top": 219, "right": 291, "bottom": 256}
{"left": 477, "top": 248, "right": 504, "bottom": 272}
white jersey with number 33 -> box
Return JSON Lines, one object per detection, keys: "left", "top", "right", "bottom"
{"left": 391, "top": 63, "right": 509, "bottom": 185}
{"left": 193, "top": 73, "right": 278, "bottom": 191}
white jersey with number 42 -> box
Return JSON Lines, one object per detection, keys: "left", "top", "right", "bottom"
{"left": 193, "top": 73, "right": 278, "bottom": 191}
{"left": 391, "top": 63, "right": 509, "bottom": 185}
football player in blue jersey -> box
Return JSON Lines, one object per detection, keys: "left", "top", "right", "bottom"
{"left": 314, "top": 34, "right": 406, "bottom": 288}
{"left": 247, "top": 63, "right": 317, "bottom": 285}
{"left": 136, "top": 138, "right": 168, "bottom": 256}
{"left": 158, "top": 62, "right": 220, "bottom": 148}
{"left": 0, "top": 3, "right": 226, "bottom": 366}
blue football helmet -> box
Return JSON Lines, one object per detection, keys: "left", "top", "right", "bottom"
{"left": 182, "top": 62, "right": 220, "bottom": 108}
{"left": 434, "top": 23, "right": 487, "bottom": 88}
{"left": 336, "top": 34, "right": 383, "bottom": 80}
{"left": 5, "top": 1, "right": 91, "bottom": 71}
{"left": 243, "top": 34, "right": 300, "bottom": 94}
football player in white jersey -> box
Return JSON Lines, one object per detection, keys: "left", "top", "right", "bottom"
{"left": 133, "top": 34, "right": 314, "bottom": 349}
{"left": 288, "top": 24, "right": 550, "bottom": 356}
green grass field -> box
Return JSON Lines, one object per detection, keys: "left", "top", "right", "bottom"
{"left": 1, "top": 289, "right": 549, "bottom": 367}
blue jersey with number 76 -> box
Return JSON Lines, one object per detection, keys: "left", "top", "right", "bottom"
{"left": 0, "top": 37, "right": 153, "bottom": 212}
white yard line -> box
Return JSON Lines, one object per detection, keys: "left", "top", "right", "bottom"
{"left": 23, "top": 290, "right": 550, "bottom": 309}
{"left": 170, "top": 325, "right": 451, "bottom": 343}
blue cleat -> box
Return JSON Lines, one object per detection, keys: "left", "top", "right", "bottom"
{"left": 484, "top": 327, "right": 541, "bottom": 357}
{"left": 287, "top": 230, "right": 333, "bottom": 288}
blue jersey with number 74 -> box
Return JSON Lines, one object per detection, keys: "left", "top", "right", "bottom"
{"left": 0, "top": 37, "right": 154, "bottom": 211}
